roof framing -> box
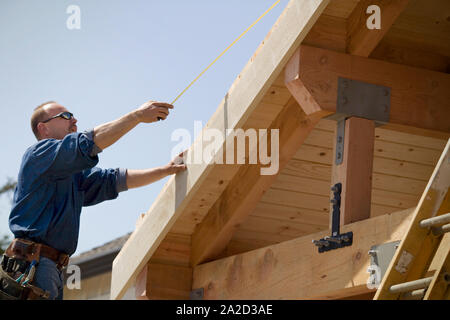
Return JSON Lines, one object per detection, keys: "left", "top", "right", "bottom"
{"left": 112, "top": 0, "right": 450, "bottom": 300}
{"left": 111, "top": 0, "right": 331, "bottom": 300}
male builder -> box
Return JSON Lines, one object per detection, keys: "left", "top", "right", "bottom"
{"left": 1, "top": 100, "right": 186, "bottom": 300}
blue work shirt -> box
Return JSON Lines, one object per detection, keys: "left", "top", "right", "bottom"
{"left": 9, "top": 131, "right": 128, "bottom": 256}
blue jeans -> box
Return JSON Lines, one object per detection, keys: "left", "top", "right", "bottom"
{"left": 32, "top": 257, "right": 64, "bottom": 300}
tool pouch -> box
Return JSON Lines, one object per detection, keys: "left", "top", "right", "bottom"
{"left": 0, "top": 255, "right": 50, "bottom": 300}
{"left": 0, "top": 259, "right": 26, "bottom": 300}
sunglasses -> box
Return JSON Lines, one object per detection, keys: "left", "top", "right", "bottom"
{"left": 41, "top": 112, "right": 74, "bottom": 123}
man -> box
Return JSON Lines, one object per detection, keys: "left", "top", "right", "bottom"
{"left": 3, "top": 100, "right": 186, "bottom": 300}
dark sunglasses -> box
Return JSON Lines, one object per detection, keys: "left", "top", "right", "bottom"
{"left": 41, "top": 112, "right": 74, "bottom": 123}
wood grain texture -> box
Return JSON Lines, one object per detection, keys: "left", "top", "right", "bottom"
{"left": 285, "top": 45, "right": 450, "bottom": 132}
{"left": 193, "top": 208, "right": 415, "bottom": 300}
{"left": 347, "top": 0, "right": 410, "bottom": 57}
{"left": 331, "top": 117, "right": 375, "bottom": 225}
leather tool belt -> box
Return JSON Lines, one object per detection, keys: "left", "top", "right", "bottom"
{"left": 5, "top": 238, "right": 69, "bottom": 270}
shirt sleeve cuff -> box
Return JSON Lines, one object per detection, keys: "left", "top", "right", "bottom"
{"left": 116, "top": 168, "right": 128, "bottom": 193}
{"left": 84, "top": 129, "right": 103, "bottom": 157}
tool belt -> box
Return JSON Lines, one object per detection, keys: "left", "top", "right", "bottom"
{"left": 0, "top": 238, "right": 69, "bottom": 300}
{"left": 5, "top": 238, "right": 69, "bottom": 270}
{"left": 0, "top": 259, "right": 49, "bottom": 300}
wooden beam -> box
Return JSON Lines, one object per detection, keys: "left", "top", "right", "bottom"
{"left": 347, "top": 0, "right": 410, "bottom": 57}
{"left": 191, "top": 98, "right": 323, "bottom": 266}
{"left": 192, "top": 207, "right": 415, "bottom": 300}
{"left": 135, "top": 263, "right": 192, "bottom": 300}
{"left": 111, "top": 0, "right": 330, "bottom": 300}
{"left": 331, "top": 117, "right": 375, "bottom": 226}
{"left": 285, "top": 45, "right": 450, "bottom": 133}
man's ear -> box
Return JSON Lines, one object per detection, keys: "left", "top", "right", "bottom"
{"left": 36, "top": 122, "right": 47, "bottom": 140}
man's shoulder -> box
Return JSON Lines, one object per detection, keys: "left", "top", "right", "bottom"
{"left": 23, "top": 138, "right": 59, "bottom": 159}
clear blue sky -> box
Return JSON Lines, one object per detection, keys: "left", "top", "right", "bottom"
{"left": 0, "top": 0, "right": 286, "bottom": 256}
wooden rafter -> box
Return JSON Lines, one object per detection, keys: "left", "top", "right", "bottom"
{"left": 347, "top": 0, "right": 410, "bottom": 57}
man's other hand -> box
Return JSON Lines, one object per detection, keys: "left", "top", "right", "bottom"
{"left": 136, "top": 100, "right": 174, "bottom": 123}
{"left": 164, "top": 151, "right": 187, "bottom": 175}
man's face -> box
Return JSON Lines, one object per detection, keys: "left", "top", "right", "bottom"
{"left": 39, "top": 103, "right": 78, "bottom": 140}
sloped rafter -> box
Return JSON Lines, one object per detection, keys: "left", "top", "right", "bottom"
{"left": 347, "top": 0, "right": 410, "bottom": 57}
{"left": 285, "top": 45, "right": 450, "bottom": 133}
{"left": 111, "top": 0, "right": 331, "bottom": 300}
{"left": 191, "top": 98, "right": 324, "bottom": 266}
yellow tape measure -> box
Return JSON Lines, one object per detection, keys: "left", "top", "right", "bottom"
{"left": 171, "top": 0, "right": 281, "bottom": 105}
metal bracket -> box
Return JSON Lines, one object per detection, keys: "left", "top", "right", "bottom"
{"left": 326, "top": 78, "right": 391, "bottom": 165}
{"left": 190, "top": 288, "right": 204, "bottom": 300}
{"left": 367, "top": 241, "right": 400, "bottom": 289}
{"left": 313, "top": 183, "right": 353, "bottom": 253}
{"left": 326, "top": 77, "right": 391, "bottom": 124}
{"left": 335, "top": 119, "right": 345, "bottom": 165}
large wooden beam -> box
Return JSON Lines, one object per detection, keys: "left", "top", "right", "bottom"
{"left": 111, "top": 0, "right": 330, "bottom": 300}
{"left": 347, "top": 0, "right": 410, "bottom": 57}
{"left": 192, "top": 207, "right": 415, "bottom": 300}
{"left": 191, "top": 99, "right": 323, "bottom": 266}
{"left": 285, "top": 45, "right": 450, "bottom": 133}
{"left": 330, "top": 117, "right": 375, "bottom": 226}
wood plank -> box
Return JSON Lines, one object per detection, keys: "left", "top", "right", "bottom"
{"left": 283, "top": 159, "right": 331, "bottom": 181}
{"left": 303, "top": 14, "right": 347, "bottom": 52}
{"left": 374, "top": 127, "right": 448, "bottom": 150}
{"left": 111, "top": 0, "right": 331, "bottom": 299}
{"left": 238, "top": 215, "right": 328, "bottom": 238}
{"left": 301, "top": 127, "right": 444, "bottom": 165}
{"left": 384, "top": 0, "right": 450, "bottom": 58}
{"left": 292, "top": 144, "right": 333, "bottom": 164}
{"left": 370, "top": 39, "right": 450, "bottom": 73}
{"left": 190, "top": 98, "right": 323, "bottom": 266}
{"left": 331, "top": 117, "right": 375, "bottom": 225}
{"left": 261, "top": 188, "right": 330, "bottom": 213}
{"left": 347, "top": 0, "right": 410, "bottom": 57}
{"left": 322, "top": 0, "right": 360, "bottom": 18}
{"left": 272, "top": 172, "right": 420, "bottom": 209}
{"left": 373, "top": 157, "right": 434, "bottom": 181}
{"left": 192, "top": 208, "right": 415, "bottom": 300}
{"left": 285, "top": 45, "right": 450, "bottom": 133}
{"left": 251, "top": 201, "right": 329, "bottom": 226}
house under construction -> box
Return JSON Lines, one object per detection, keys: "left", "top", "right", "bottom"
{"left": 110, "top": 0, "right": 450, "bottom": 300}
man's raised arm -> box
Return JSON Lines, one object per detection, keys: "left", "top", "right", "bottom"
{"left": 92, "top": 100, "right": 173, "bottom": 150}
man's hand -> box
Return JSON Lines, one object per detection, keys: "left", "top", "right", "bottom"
{"left": 163, "top": 152, "right": 187, "bottom": 175}
{"left": 135, "top": 101, "right": 174, "bottom": 123}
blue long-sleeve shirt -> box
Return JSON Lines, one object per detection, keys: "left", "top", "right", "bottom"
{"left": 9, "top": 131, "right": 128, "bottom": 256}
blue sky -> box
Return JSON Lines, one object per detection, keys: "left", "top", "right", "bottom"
{"left": 0, "top": 0, "right": 286, "bottom": 255}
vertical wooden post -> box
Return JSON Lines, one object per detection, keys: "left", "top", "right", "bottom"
{"left": 331, "top": 117, "right": 375, "bottom": 227}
